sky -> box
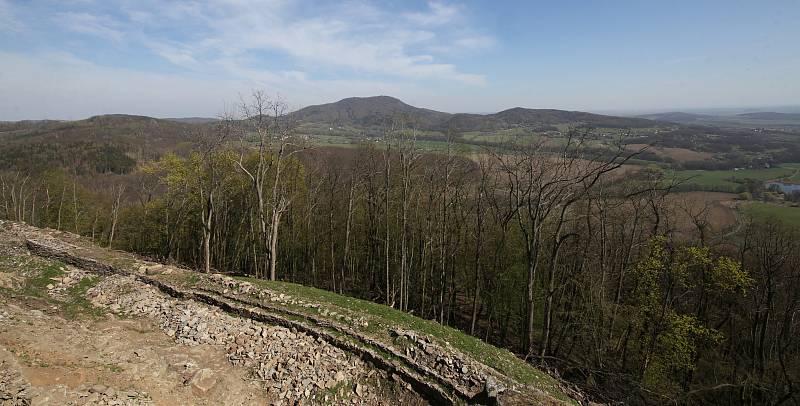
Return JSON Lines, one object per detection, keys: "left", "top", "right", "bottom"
{"left": 1, "top": 0, "right": 799, "bottom": 120}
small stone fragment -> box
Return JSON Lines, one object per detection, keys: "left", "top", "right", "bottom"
{"left": 189, "top": 368, "right": 217, "bottom": 393}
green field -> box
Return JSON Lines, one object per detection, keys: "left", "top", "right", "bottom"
{"left": 670, "top": 163, "right": 800, "bottom": 192}
{"left": 742, "top": 202, "right": 800, "bottom": 227}
{"left": 303, "top": 124, "right": 629, "bottom": 152}
{"left": 460, "top": 127, "right": 539, "bottom": 143}
{"left": 787, "top": 167, "right": 800, "bottom": 182}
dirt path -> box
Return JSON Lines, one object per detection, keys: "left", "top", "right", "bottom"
{"left": 0, "top": 300, "right": 264, "bottom": 405}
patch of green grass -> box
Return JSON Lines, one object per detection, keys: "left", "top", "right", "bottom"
{"left": 184, "top": 273, "right": 201, "bottom": 285}
{"left": 0, "top": 255, "right": 11, "bottom": 270}
{"left": 12, "top": 351, "right": 48, "bottom": 368}
{"left": 16, "top": 351, "right": 32, "bottom": 366}
{"left": 0, "top": 253, "right": 103, "bottom": 319}
{"left": 63, "top": 276, "right": 104, "bottom": 319}
{"left": 781, "top": 163, "right": 800, "bottom": 182}
{"left": 22, "top": 261, "right": 64, "bottom": 298}
{"left": 313, "top": 379, "right": 353, "bottom": 404}
{"left": 742, "top": 202, "right": 800, "bottom": 227}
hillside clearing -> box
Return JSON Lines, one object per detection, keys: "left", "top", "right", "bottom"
{"left": 741, "top": 202, "right": 800, "bottom": 227}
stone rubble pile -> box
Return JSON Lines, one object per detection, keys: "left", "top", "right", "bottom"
{"left": 0, "top": 359, "right": 32, "bottom": 406}
{"left": 204, "top": 273, "right": 370, "bottom": 329}
{"left": 392, "top": 328, "right": 497, "bottom": 396}
{"left": 24, "top": 236, "right": 77, "bottom": 253}
{"left": 0, "top": 246, "right": 27, "bottom": 259}
{"left": 0, "top": 245, "right": 37, "bottom": 289}
{"left": 87, "top": 275, "right": 386, "bottom": 404}
{"left": 0, "top": 235, "right": 28, "bottom": 258}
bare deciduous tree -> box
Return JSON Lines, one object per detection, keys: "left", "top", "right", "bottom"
{"left": 108, "top": 184, "right": 126, "bottom": 248}
{"left": 235, "top": 91, "right": 302, "bottom": 281}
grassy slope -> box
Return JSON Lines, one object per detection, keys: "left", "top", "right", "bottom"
{"left": 234, "top": 277, "right": 573, "bottom": 402}
{"left": 742, "top": 202, "right": 800, "bottom": 227}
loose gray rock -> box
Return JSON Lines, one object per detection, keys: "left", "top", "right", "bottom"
{"left": 189, "top": 369, "right": 217, "bottom": 394}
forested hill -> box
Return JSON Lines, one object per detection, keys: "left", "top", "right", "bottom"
{"left": 290, "top": 95, "right": 453, "bottom": 129}
{"left": 445, "top": 106, "right": 657, "bottom": 131}
{"left": 291, "top": 95, "right": 659, "bottom": 130}
{"left": 0, "top": 114, "right": 199, "bottom": 175}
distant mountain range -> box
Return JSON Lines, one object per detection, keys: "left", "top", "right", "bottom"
{"left": 636, "top": 112, "right": 711, "bottom": 123}
{"left": 637, "top": 111, "right": 800, "bottom": 126}
{"left": 6, "top": 97, "right": 799, "bottom": 131}
{"left": 5, "top": 96, "right": 800, "bottom": 176}
{"left": 164, "top": 117, "right": 221, "bottom": 124}
{"left": 736, "top": 112, "right": 800, "bottom": 121}
{"left": 5, "top": 98, "right": 799, "bottom": 171}
{"left": 291, "top": 96, "right": 658, "bottom": 131}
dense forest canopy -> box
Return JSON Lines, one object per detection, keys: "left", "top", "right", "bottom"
{"left": 1, "top": 94, "right": 799, "bottom": 405}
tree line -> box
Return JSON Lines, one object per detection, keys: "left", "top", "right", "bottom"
{"left": 1, "top": 92, "right": 798, "bottom": 405}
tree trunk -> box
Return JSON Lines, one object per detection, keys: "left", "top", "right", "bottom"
{"left": 73, "top": 179, "right": 79, "bottom": 233}
{"left": 108, "top": 185, "right": 124, "bottom": 248}
{"left": 268, "top": 209, "right": 281, "bottom": 281}
{"left": 57, "top": 184, "right": 66, "bottom": 231}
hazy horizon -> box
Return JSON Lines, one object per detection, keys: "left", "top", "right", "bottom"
{"left": 1, "top": 0, "right": 799, "bottom": 120}
{"left": 3, "top": 95, "right": 800, "bottom": 122}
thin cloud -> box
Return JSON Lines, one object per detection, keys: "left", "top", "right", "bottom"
{"left": 147, "top": 42, "right": 201, "bottom": 69}
{"left": 454, "top": 35, "right": 494, "bottom": 50}
{"left": 427, "top": 34, "right": 495, "bottom": 55}
{"left": 0, "top": 0, "right": 22, "bottom": 32}
{"left": 73, "top": 0, "right": 490, "bottom": 85}
{"left": 0, "top": 0, "right": 495, "bottom": 119}
{"left": 190, "top": 2, "right": 483, "bottom": 84}
{"left": 54, "top": 12, "right": 125, "bottom": 42}
{"left": 405, "top": 1, "right": 461, "bottom": 26}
